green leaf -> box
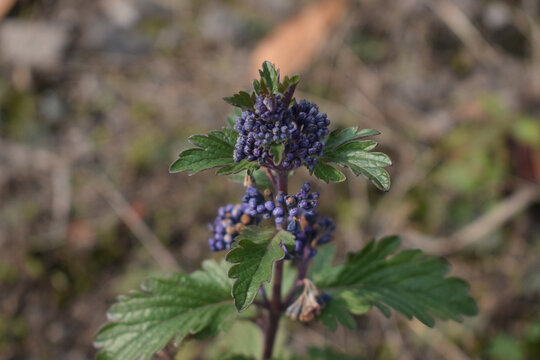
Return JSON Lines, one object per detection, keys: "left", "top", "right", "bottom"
{"left": 170, "top": 128, "right": 255, "bottom": 175}
{"left": 309, "top": 244, "right": 342, "bottom": 285}
{"left": 278, "top": 74, "right": 300, "bottom": 105}
{"left": 270, "top": 143, "right": 284, "bottom": 165}
{"left": 325, "top": 145, "right": 392, "bottom": 168}
{"left": 224, "top": 91, "right": 256, "bottom": 110}
{"left": 253, "top": 79, "right": 262, "bottom": 95}
{"left": 278, "top": 75, "right": 300, "bottom": 93}
{"left": 339, "top": 290, "right": 371, "bottom": 315}
{"left": 325, "top": 127, "right": 380, "bottom": 150}
{"left": 259, "top": 61, "right": 280, "bottom": 93}
{"left": 322, "top": 145, "right": 392, "bottom": 191}
{"left": 313, "top": 162, "right": 346, "bottom": 183}
{"left": 317, "top": 296, "right": 356, "bottom": 331}
{"left": 217, "top": 161, "right": 260, "bottom": 176}
{"left": 226, "top": 226, "right": 295, "bottom": 311}
{"left": 348, "top": 165, "right": 391, "bottom": 192}
{"left": 315, "top": 126, "right": 392, "bottom": 190}
{"left": 316, "top": 236, "right": 478, "bottom": 329}
{"left": 94, "top": 260, "right": 237, "bottom": 360}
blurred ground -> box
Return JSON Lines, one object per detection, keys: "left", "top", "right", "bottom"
{"left": 0, "top": 0, "right": 539, "bottom": 359}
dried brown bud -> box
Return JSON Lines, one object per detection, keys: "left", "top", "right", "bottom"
{"left": 244, "top": 173, "right": 255, "bottom": 187}
{"left": 235, "top": 223, "right": 247, "bottom": 232}
{"left": 285, "top": 279, "right": 325, "bottom": 323}
{"left": 240, "top": 214, "right": 252, "bottom": 225}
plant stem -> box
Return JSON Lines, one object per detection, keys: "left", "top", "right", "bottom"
{"left": 282, "top": 245, "right": 312, "bottom": 309}
{"left": 263, "top": 170, "right": 289, "bottom": 359}
{"left": 263, "top": 260, "right": 283, "bottom": 359}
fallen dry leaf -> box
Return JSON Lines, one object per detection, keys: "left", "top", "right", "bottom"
{"left": 250, "top": 0, "right": 348, "bottom": 77}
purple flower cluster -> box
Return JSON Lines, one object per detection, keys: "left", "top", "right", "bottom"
{"left": 208, "top": 203, "right": 254, "bottom": 251}
{"left": 283, "top": 183, "right": 334, "bottom": 258}
{"left": 242, "top": 186, "right": 274, "bottom": 220}
{"left": 208, "top": 182, "right": 335, "bottom": 257}
{"left": 276, "top": 182, "right": 319, "bottom": 223}
{"left": 233, "top": 95, "right": 294, "bottom": 165}
{"left": 285, "top": 100, "right": 329, "bottom": 170}
{"left": 233, "top": 95, "right": 329, "bottom": 170}
{"left": 284, "top": 215, "right": 335, "bottom": 259}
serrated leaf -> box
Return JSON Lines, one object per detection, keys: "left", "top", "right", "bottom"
{"left": 278, "top": 74, "right": 300, "bottom": 105}
{"left": 325, "top": 148, "right": 392, "bottom": 168}
{"left": 322, "top": 147, "right": 392, "bottom": 191}
{"left": 317, "top": 297, "right": 356, "bottom": 331}
{"left": 270, "top": 143, "right": 284, "bottom": 165}
{"left": 94, "top": 260, "right": 237, "bottom": 360}
{"left": 169, "top": 129, "right": 242, "bottom": 175}
{"left": 316, "top": 236, "right": 478, "bottom": 329}
{"left": 224, "top": 91, "right": 256, "bottom": 110}
{"left": 325, "top": 127, "right": 380, "bottom": 150}
{"left": 259, "top": 78, "right": 270, "bottom": 94}
{"left": 332, "top": 140, "right": 378, "bottom": 152}
{"left": 317, "top": 127, "right": 392, "bottom": 190}
{"left": 309, "top": 244, "right": 341, "bottom": 285}
{"left": 278, "top": 75, "right": 300, "bottom": 94}
{"left": 226, "top": 227, "right": 295, "bottom": 311}
{"left": 313, "top": 161, "right": 346, "bottom": 183}
{"left": 259, "top": 61, "right": 280, "bottom": 93}
{"left": 339, "top": 290, "right": 371, "bottom": 315}
{"left": 253, "top": 79, "right": 262, "bottom": 95}
{"left": 217, "top": 161, "right": 260, "bottom": 176}
{"left": 348, "top": 165, "right": 391, "bottom": 192}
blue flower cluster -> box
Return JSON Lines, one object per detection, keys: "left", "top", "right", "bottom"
{"left": 209, "top": 182, "right": 335, "bottom": 257}
{"left": 208, "top": 203, "right": 254, "bottom": 251}
{"left": 233, "top": 95, "right": 329, "bottom": 170}
{"left": 233, "top": 95, "right": 293, "bottom": 164}
{"left": 285, "top": 207, "right": 335, "bottom": 259}
{"left": 285, "top": 100, "right": 329, "bottom": 170}
{"left": 242, "top": 186, "right": 274, "bottom": 220}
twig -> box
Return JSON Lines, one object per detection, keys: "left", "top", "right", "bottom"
{"left": 425, "top": 0, "right": 499, "bottom": 65}
{"left": 522, "top": 0, "right": 540, "bottom": 96}
{"left": 50, "top": 160, "right": 71, "bottom": 242}
{"left": 449, "top": 183, "right": 540, "bottom": 250}
{"left": 92, "top": 175, "right": 181, "bottom": 272}
{"left": 263, "top": 167, "right": 277, "bottom": 190}
{"left": 403, "top": 183, "right": 540, "bottom": 255}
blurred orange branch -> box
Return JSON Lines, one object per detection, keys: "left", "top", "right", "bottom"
{"left": 250, "top": 0, "right": 348, "bottom": 76}
{"left": 0, "top": 0, "right": 16, "bottom": 19}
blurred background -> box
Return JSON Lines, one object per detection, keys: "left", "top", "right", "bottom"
{"left": 0, "top": 0, "right": 539, "bottom": 359}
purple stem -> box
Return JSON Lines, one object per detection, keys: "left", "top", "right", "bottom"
{"left": 262, "top": 170, "right": 288, "bottom": 359}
